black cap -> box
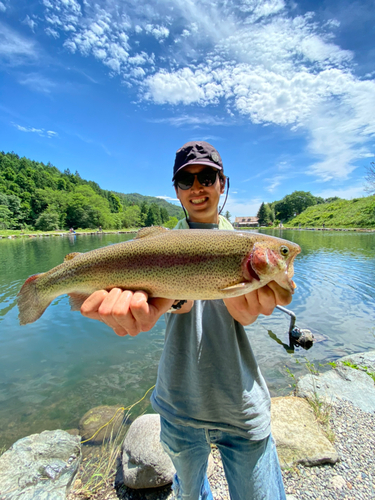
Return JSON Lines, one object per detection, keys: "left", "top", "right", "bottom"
{"left": 172, "top": 141, "right": 223, "bottom": 180}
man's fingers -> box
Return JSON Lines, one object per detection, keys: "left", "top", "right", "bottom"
{"left": 79, "top": 289, "right": 176, "bottom": 337}
{"left": 96, "top": 288, "right": 135, "bottom": 336}
{"left": 80, "top": 290, "right": 109, "bottom": 321}
{"left": 255, "top": 285, "right": 277, "bottom": 316}
{"left": 130, "top": 293, "right": 174, "bottom": 335}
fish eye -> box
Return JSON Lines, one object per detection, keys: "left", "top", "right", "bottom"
{"left": 280, "top": 245, "right": 289, "bottom": 256}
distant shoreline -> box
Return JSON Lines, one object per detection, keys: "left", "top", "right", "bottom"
{"left": 2, "top": 226, "right": 375, "bottom": 240}
{"left": 236, "top": 226, "right": 375, "bottom": 233}
{"left": 0, "top": 229, "right": 138, "bottom": 240}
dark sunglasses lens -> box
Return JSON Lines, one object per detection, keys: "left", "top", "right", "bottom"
{"left": 176, "top": 173, "right": 195, "bottom": 190}
{"left": 198, "top": 170, "right": 217, "bottom": 186}
{"left": 176, "top": 169, "right": 218, "bottom": 190}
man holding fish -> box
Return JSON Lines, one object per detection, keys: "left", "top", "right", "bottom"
{"left": 79, "top": 141, "right": 295, "bottom": 500}
{"left": 17, "top": 141, "right": 300, "bottom": 498}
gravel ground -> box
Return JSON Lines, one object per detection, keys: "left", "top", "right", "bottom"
{"left": 69, "top": 399, "right": 374, "bottom": 500}
{"left": 209, "top": 399, "right": 375, "bottom": 500}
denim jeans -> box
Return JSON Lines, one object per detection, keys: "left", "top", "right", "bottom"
{"left": 160, "top": 416, "right": 286, "bottom": 500}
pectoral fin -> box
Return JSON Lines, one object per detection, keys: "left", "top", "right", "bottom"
{"left": 221, "top": 282, "right": 251, "bottom": 292}
{"left": 69, "top": 293, "right": 91, "bottom": 311}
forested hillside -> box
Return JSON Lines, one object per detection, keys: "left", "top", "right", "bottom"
{"left": 256, "top": 190, "right": 375, "bottom": 228}
{"left": 0, "top": 151, "right": 183, "bottom": 231}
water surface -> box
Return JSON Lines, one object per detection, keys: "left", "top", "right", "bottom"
{"left": 0, "top": 230, "right": 374, "bottom": 448}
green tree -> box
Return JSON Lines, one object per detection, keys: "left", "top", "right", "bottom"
{"left": 107, "top": 192, "right": 122, "bottom": 213}
{"left": 257, "top": 202, "right": 271, "bottom": 226}
{"left": 274, "top": 191, "right": 318, "bottom": 220}
{"left": 122, "top": 205, "right": 141, "bottom": 228}
{"left": 163, "top": 216, "right": 178, "bottom": 229}
{"left": 0, "top": 205, "right": 12, "bottom": 229}
{"left": 145, "top": 203, "right": 162, "bottom": 226}
{"left": 160, "top": 207, "right": 170, "bottom": 223}
{"left": 140, "top": 201, "right": 149, "bottom": 226}
{"left": 35, "top": 212, "right": 60, "bottom": 231}
{"left": 65, "top": 186, "right": 112, "bottom": 229}
{"left": 224, "top": 210, "right": 232, "bottom": 222}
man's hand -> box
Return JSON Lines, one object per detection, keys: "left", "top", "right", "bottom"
{"left": 79, "top": 288, "right": 174, "bottom": 337}
{"left": 223, "top": 281, "right": 293, "bottom": 326}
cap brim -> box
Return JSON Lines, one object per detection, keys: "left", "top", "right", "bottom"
{"left": 173, "top": 160, "right": 223, "bottom": 180}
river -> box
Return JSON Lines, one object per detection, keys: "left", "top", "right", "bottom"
{"left": 0, "top": 229, "right": 374, "bottom": 449}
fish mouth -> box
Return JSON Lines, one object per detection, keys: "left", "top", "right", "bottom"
{"left": 247, "top": 263, "right": 260, "bottom": 282}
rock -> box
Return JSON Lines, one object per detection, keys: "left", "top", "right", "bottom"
{"left": 79, "top": 404, "right": 126, "bottom": 444}
{"left": 340, "top": 350, "right": 375, "bottom": 373}
{"left": 122, "top": 414, "right": 175, "bottom": 489}
{"left": 330, "top": 474, "right": 346, "bottom": 490}
{"left": 0, "top": 429, "right": 81, "bottom": 500}
{"left": 64, "top": 428, "right": 80, "bottom": 436}
{"left": 271, "top": 396, "right": 338, "bottom": 468}
{"left": 122, "top": 414, "right": 214, "bottom": 490}
{"left": 297, "top": 351, "right": 375, "bottom": 413}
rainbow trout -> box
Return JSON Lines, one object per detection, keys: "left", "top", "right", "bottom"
{"left": 17, "top": 226, "right": 301, "bottom": 325}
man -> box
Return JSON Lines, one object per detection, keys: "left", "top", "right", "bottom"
{"left": 80, "top": 141, "right": 292, "bottom": 499}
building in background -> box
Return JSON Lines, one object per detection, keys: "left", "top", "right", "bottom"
{"left": 234, "top": 216, "right": 259, "bottom": 228}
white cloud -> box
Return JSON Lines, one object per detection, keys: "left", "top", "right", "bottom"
{"left": 149, "top": 114, "right": 227, "bottom": 127}
{"left": 18, "top": 73, "right": 56, "bottom": 93}
{"left": 0, "top": 22, "right": 39, "bottom": 64}
{"left": 23, "top": 16, "right": 37, "bottom": 32}
{"left": 13, "top": 124, "right": 58, "bottom": 138}
{"left": 34, "top": 0, "right": 375, "bottom": 186}
{"left": 265, "top": 175, "right": 285, "bottom": 193}
{"left": 0, "top": 2, "right": 6, "bottom": 12}
{"left": 225, "top": 195, "right": 263, "bottom": 218}
{"left": 315, "top": 185, "right": 367, "bottom": 200}
{"left": 156, "top": 195, "right": 179, "bottom": 202}
{"left": 45, "top": 27, "right": 60, "bottom": 38}
{"left": 145, "top": 24, "right": 169, "bottom": 40}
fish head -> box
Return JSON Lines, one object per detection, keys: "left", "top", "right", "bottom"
{"left": 243, "top": 239, "right": 301, "bottom": 293}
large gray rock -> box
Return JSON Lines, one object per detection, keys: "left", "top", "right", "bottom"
{"left": 122, "top": 414, "right": 214, "bottom": 490}
{"left": 0, "top": 429, "right": 81, "bottom": 500}
{"left": 297, "top": 351, "right": 375, "bottom": 413}
{"left": 271, "top": 396, "right": 338, "bottom": 468}
{"left": 122, "top": 414, "right": 175, "bottom": 489}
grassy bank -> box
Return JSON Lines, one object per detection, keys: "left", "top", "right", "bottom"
{"left": 286, "top": 196, "right": 375, "bottom": 228}
{"left": 0, "top": 228, "right": 139, "bottom": 238}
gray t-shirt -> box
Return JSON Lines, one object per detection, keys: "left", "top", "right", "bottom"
{"left": 151, "top": 218, "right": 271, "bottom": 440}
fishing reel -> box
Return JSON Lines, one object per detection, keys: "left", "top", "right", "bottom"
{"left": 276, "top": 306, "right": 315, "bottom": 351}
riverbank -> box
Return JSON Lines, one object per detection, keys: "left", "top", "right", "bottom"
{"left": 66, "top": 398, "right": 374, "bottom": 500}
{"left": 0, "top": 229, "right": 138, "bottom": 239}
{"left": 3, "top": 226, "right": 375, "bottom": 239}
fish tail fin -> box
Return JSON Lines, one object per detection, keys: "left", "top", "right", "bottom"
{"left": 17, "top": 273, "right": 52, "bottom": 325}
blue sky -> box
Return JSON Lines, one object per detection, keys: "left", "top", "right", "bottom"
{"left": 0, "top": 0, "right": 374, "bottom": 217}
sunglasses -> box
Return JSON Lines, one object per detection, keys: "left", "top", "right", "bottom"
{"left": 175, "top": 168, "right": 219, "bottom": 190}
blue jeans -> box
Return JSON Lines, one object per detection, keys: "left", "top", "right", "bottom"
{"left": 160, "top": 416, "right": 286, "bottom": 500}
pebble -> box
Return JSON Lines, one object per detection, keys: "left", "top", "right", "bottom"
{"left": 69, "top": 399, "right": 374, "bottom": 499}
{"left": 208, "top": 399, "right": 375, "bottom": 500}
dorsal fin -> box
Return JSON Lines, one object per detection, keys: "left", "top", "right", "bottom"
{"left": 135, "top": 226, "right": 169, "bottom": 240}
{"left": 64, "top": 252, "right": 82, "bottom": 262}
